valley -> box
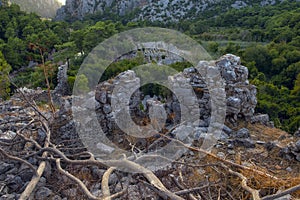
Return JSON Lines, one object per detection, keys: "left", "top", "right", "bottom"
{"left": 0, "top": 0, "right": 299, "bottom": 199}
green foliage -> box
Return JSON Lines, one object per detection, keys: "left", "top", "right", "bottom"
{"left": 74, "top": 74, "right": 89, "bottom": 94}
{"left": 67, "top": 76, "right": 76, "bottom": 91}
{"left": 3, "top": 37, "right": 26, "bottom": 69}
{"left": 207, "top": 41, "right": 219, "bottom": 53}
{"left": 1, "top": 0, "right": 299, "bottom": 133}
{"left": 31, "top": 62, "right": 58, "bottom": 89}
{"left": 0, "top": 52, "right": 12, "bottom": 99}
{"left": 292, "top": 73, "right": 300, "bottom": 96}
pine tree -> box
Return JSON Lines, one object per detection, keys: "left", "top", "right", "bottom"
{"left": 0, "top": 51, "right": 11, "bottom": 99}
{"left": 292, "top": 73, "right": 300, "bottom": 96}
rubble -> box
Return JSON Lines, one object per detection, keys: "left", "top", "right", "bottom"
{"left": 0, "top": 54, "right": 299, "bottom": 199}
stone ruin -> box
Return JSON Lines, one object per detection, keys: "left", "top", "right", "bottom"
{"left": 54, "top": 63, "right": 70, "bottom": 97}
{"left": 93, "top": 54, "right": 259, "bottom": 152}
{"left": 1, "top": 53, "right": 300, "bottom": 199}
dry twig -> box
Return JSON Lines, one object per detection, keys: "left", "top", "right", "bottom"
{"left": 220, "top": 163, "right": 260, "bottom": 200}
{"left": 0, "top": 147, "right": 36, "bottom": 174}
{"left": 262, "top": 183, "right": 300, "bottom": 200}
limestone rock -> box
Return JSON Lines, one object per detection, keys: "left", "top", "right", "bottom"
{"left": 35, "top": 187, "right": 54, "bottom": 200}
{"left": 54, "top": 64, "right": 70, "bottom": 96}
{"left": 235, "top": 128, "right": 250, "bottom": 138}
{"left": 55, "top": 0, "right": 288, "bottom": 22}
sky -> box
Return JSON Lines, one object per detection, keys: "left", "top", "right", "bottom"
{"left": 57, "top": 0, "right": 65, "bottom": 5}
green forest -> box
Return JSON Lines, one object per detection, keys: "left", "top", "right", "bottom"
{"left": 0, "top": 1, "right": 299, "bottom": 133}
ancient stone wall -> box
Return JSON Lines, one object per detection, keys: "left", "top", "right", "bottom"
{"left": 94, "top": 54, "right": 258, "bottom": 148}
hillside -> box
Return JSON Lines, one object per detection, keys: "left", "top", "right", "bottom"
{"left": 0, "top": 54, "right": 300, "bottom": 199}
{"left": 56, "top": 0, "right": 297, "bottom": 21}
{"left": 0, "top": 1, "right": 299, "bottom": 199}
{"left": 9, "top": 0, "right": 62, "bottom": 18}
{"left": 0, "top": 1, "right": 299, "bottom": 133}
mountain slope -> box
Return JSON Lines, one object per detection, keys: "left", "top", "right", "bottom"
{"left": 55, "top": 0, "right": 294, "bottom": 21}
{"left": 10, "top": 0, "right": 62, "bottom": 18}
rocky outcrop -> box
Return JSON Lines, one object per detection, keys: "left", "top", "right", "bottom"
{"left": 9, "top": 0, "right": 62, "bottom": 18}
{"left": 54, "top": 63, "right": 70, "bottom": 97}
{"left": 55, "top": 0, "right": 296, "bottom": 21}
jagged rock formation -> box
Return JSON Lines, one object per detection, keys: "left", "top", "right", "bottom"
{"left": 54, "top": 63, "right": 70, "bottom": 97}
{"left": 55, "top": 0, "right": 295, "bottom": 21}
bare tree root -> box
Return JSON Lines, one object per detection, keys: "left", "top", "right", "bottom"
{"left": 174, "top": 185, "right": 210, "bottom": 196}
{"left": 36, "top": 147, "right": 184, "bottom": 200}
{"left": 101, "top": 167, "right": 115, "bottom": 199}
{"left": 56, "top": 158, "right": 101, "bottom": 200}
{"left": 104, "top": 159, "right": 184, "bottom": 200}
{"left": 56, "top": 159, "right": 126, "bottom": 200}
{"left": 1, "top": 87, "right": 300, "bottom": 199}
{"left": 19, "top": 120, "right": 51, "bottom": 200}
{"left": 19, "top": 160, "right": 47, "bottom": 200}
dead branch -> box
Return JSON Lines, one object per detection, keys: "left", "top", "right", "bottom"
{"left": 261, "top": 183, "right": 300, "bottom": 200}
{"left": 175, "top": 185, "right": 212, "bottom": 196}
{"left": 19, "top": 159, "right": 47, "bottom": 200}
{"left": 104, "top": 159, "right": 184, "bottom": 200}
{"left": 103, "top": 188, "right": 126, "bottom": 200}
{"left": 19, "top": 119, "right": 51, "bottom": 200}
{"left": 160, "top": 133, "right": 278, "bottom": 180}
{"left": 221, "top": 163, "right": 261, "bottom": 200}
{"left": 56, "top": 159, "right": 126, "bottom": 200}
{"left": 9, "top": 79, "right": 49, "bottom": 121}
{"left": 0, "top": 147, "right": 37, "bottom": 174}
{"left": 35, "top": 147, "right": 184, "bottom": 200}
{"left": 35, "top": 147, "right": 107, "bottom": 168}
{"left": 101, "top": 167, "right": 116, "bottom": 199}
{"left": 35, "top": 44, "right": 56, "bottom": 114}
{"left": 141, "top": 180, "right": 184, "bottom": 200}
{"left": 56, "top": 158, "right": 101, "bottom": 200}
{"left": 15, "top": 119, "right": 42, "bottom": 149}
{"left": 170, "top": 174, "right": 197, "bottom": 200}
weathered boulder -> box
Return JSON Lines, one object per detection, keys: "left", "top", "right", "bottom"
{"left": 235, "top": 128, "right": 250, "bottom": 138}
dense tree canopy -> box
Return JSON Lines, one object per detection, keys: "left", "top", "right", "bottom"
{"left": 0, "top": 1, "right": 299, "bottom": 133}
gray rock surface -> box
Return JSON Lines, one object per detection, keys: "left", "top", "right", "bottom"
{"left": 251, "top": 114, "right": 274, "bottom": 127}
{"left": 0, "top": 53, "right": 299, "bottom": 199}
{"left": 92, "top": 54, "right": 258, "bottom": 156}
{"left": 235, "top": 128, "right": 250, "bottom": 138}
{"left": 35, "top": 187, "right": 54, "bottom": 200}
{"left": 54, "top": 63, "right": 70, "bottom": 96}
{"left": 55, "top": 0, "right": 291, "bottom": 21}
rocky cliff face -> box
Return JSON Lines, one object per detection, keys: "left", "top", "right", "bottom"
{"left": 7, "top": 0, "right": 61, "bottom": 18}
{"left": 55, "top": 0, "right": 289, "bottom": 21}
